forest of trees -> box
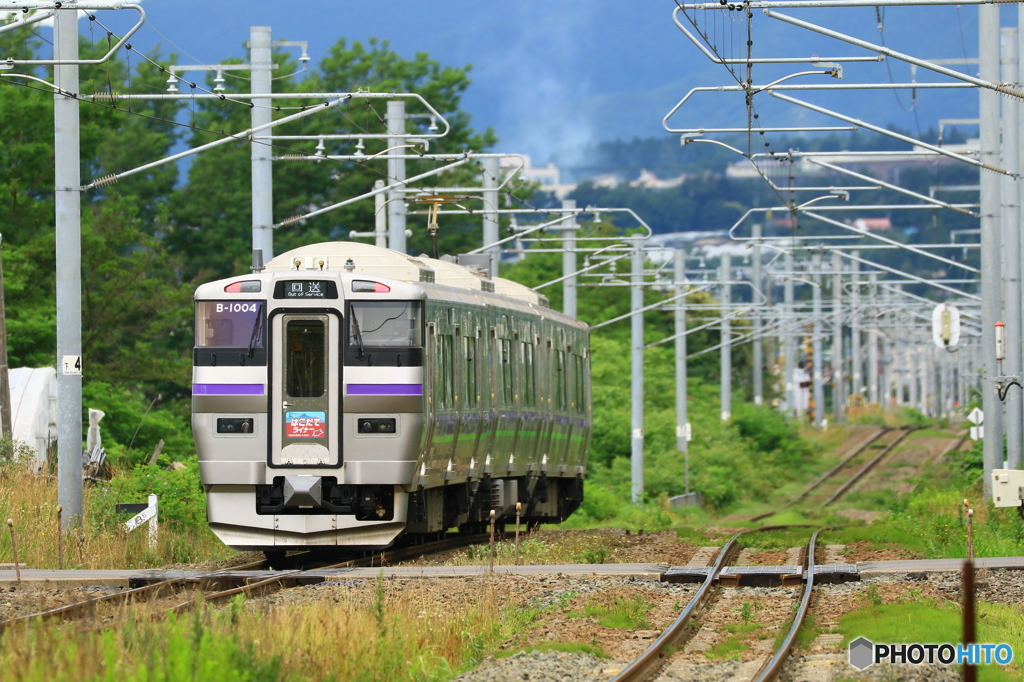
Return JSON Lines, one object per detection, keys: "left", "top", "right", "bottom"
{"left": 0, "top": 28, "right": 891, "bottom": 513}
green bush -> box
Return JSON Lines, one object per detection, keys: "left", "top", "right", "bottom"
{"left": 89, "top": 459, "right": 208, "bottom": 536}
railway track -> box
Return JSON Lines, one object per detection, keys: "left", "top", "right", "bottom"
{"left": 0, "top": 530, "right": 506, "bottom": 630}
{"left": 751, "top": 427, "right": 917, "bottom": 523}
{"left": 611, "top": 526, "right": 820, "bottom": 682}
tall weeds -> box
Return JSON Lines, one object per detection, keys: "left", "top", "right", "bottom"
{"left": 0, "top": 457, "right": 230, "bottom": 569}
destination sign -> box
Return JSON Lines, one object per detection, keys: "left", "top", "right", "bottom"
{"left": 274, "top": 280, "right": 338, "bottom": 299}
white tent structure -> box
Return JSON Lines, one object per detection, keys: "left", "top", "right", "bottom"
{"left": 8, "top": 367, "right": 57, "bottom": 469}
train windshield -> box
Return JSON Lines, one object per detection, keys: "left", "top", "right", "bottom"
{"left": 347, "top": 301, "right": 422, "bottom": 347}
{"left": 196, "top": 301, "right": 264, "bottom": 347}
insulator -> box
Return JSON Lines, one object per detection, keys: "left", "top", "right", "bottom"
{"left": 92, "top": 91, "right": 119, "bottom": 104}
{"left": 92, "top": 174, "right": 119, "bottom": 188}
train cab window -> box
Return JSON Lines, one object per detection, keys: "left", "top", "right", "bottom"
{"left": 196, "top": 301, "right": 264, "bottom": 348}
{"left": 286, "top": 320, "right": 325, "bottom": 397}
{"left": 347, "top": 301, "right": 422, "bottom": 347}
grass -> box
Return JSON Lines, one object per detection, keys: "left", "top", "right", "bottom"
{"left": 706, "top": 636, "right": 749, "bottom": 660}
{"left": 0, "top": 458, "right": 233, "bottom": 569}
{"left": 838, "top": 596, "right": 1024, "bottom": 681}
{"left": 0, "top": 575, "right": 547, "bottom": 682}
{"left": 570, "top": 594, "right": 652, "bottom": 630}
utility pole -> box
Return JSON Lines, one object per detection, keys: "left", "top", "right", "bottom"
{"left": 980, "top": 3, "right": 1003, "bottom": 492}
{"left": 386, "top": 99, "right": 408, "bottom": 253}
{"left": 908, "top": 344, "right": 918, "bottom": 411}
{"left": 674, "top": 249, "right": 690, "bottom": 495}
{"left": 0, "top": 235, "right": 9, "bottom": 439}
{"left": 562, "top": 200, "right": 578, "bottom": 318}
{"left": 720, "top": 255, "right": 732, "bottom": 421}
{"left": 752, "top": 223, "right": 764, "bottom": 405}
{"left": 868, "top": 273, "right": 879, "bottom": 405}
{"left": 373, "top": 179, "right": 387, "bottom": 248}
{"left": 55, "top": 7, "right": 83, "bottom": 531}
{"left": 1002, "top": 27, "right": 1022, "bottom": 468}
{"left": 630, "top": 243, "right": 645, "bottom": 504}
{"left": 249, "top": 27, "right": 274, "bottom": 260}
{"left": 851, "top": 255, "right": 862, "bottom": 397}
{"left": 832, "top": 251, "right": 844, "bottom": 423}
{"left": 783, "top": 247, "right": 796, "bottom": 414}
{"left": 812, "top": 252, "right": 825, "bottom": 427}
{"left": 482, "top": 157, "right": 500, "bottom": 276}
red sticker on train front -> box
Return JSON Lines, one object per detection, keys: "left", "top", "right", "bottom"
{"left": 285, "top": 411, "right": 326, "bottom": 438}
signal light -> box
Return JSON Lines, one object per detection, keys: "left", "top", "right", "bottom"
{"left": 352, "top": 280, "right": 390, "bottom": 293}
{"left": 224, "top": 280, "right": 261, "bottom": 293}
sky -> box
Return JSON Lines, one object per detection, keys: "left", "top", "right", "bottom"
{"left": 45, "top": 1, "right": 993, "bottom": 164}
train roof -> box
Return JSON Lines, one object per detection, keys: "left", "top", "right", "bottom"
{"left": 265, "top": 242, "right": 549, "bottom": 308}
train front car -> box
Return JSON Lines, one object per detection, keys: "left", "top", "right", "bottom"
{"left": 192, "top": 242, "right": 591, "bottom": 552}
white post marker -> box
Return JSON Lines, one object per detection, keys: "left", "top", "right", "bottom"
{"left": 124, "top": 494, "right": 158, "bottom": 550}
{"left": 968, "top": 407, "right": 984, "bottom": 441}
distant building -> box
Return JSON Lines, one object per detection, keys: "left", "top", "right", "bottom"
{"left": 499, "top": 154, "right": 577, "bottom": 199}
{"left": 851, "top": 217, "right": 892, "bottom": 232}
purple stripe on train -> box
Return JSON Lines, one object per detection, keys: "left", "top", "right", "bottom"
{"left": 347, "top": 384, "right": 423, "bottom": 396}
{"left": 193, "top": 384, "right": 266, "bottom": 395}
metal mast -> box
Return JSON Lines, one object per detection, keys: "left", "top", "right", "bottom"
{"left": 55, "top": 6, "right": 83, "bottom": 531}
{"left": 249, "top": 27, "right": 274, "bottom": 260}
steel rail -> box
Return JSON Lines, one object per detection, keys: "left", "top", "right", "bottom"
{"left": 0, "top": 557, "right": 268, "bottom": 630}
{"left": 610, "top": 531, "right": 746, "bottom": 682}
{"left": 750, "top": 429, "right": 890, "bottom": 521}
{"left": 752, "top": 531, "right": 820, "bottom": 682}
{"left": 823, "top": 429, "right": 917, "bottom": 506}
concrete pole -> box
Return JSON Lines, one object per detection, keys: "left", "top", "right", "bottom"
{"left": 55, "top": 8, "right": 83, "bottom": 530}
{"left": 752, "top": 224, "right": 764, "bottom": 405}
{"left": 674, "top": 250, "right": 690, "bottom": 494}
{"left": 851, "top": 255, "right": 862, "bottom": 397}
{"left": 630, "top": 243, "right": 645, "bottom": 504}
{"left": 249, "top": 27, "right": 274, "bottom": 259}
{"left": 868, "top": 273, "right": 880, "bottom": 405}
{"left": 482, "top": 157, "right": 500, "bottom": 276}
{"left": 1005, "top": 27, "right": 1023, "bottom": 468}
{"left": 783, "top": 248, "right": 796, "bottom": 415}
{"left": 981, "top": 3, "right": 1003, "bottom": 493}
{"left": 831, "top": 251, "right": 845, "bottom": 423}
{"left": 562, "top": 200, "right": 578, "bottom": 318}
{"left": 373, "top": 180, "right": 387, "bottom": 248}
{"left": 721, "top": 256, "right": 732, "bottom": 421}
{"left": 908, "top": 344, "right": 918, "bottom": 410}
{"left": 386, "top": 100, "right": 408, "bottom": 253}
{"left": 812, "top": 253, "right": 825, "bottom": 427}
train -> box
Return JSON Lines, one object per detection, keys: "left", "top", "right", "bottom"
{"left": 191, "top": 241, "right": 592, "bottom": 552}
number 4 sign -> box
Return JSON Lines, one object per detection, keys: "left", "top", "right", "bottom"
{"left": 62, "top": 355, "right": 82, "bottom": 376}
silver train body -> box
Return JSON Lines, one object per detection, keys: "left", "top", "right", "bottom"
{"left": 192, "top": 242, "right": 591, "bottom": 550}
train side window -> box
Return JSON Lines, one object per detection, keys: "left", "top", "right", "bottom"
{"left": 285, "top": 320, "right": 325, "bottom": 397}
{"left": 438, "top": 334, "right": 454, "bottom": 410}
{"left": 554, "top": 350, "right": 567, "bottom": 412}
{"left": 464, "top": 336, "right": 477, "bottom": 407}
{"left": 520, "top": 342, "right": 536, "bottom": 408}
{"left": 572, "top": 354, "right": 585, "bottom": 415}
{"left": 499, "top": 338, "right": 513, "bottom": 407}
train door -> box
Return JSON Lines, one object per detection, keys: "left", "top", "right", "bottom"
{"left": 269, "top": 312, "right": 341, "bottom": 467}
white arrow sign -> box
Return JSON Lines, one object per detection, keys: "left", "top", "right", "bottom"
{"left": 968, "top": 407, "right": 984, "bottom": 426}
{"left": 124, "top": 505, "right": 155, "bottom": 533}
